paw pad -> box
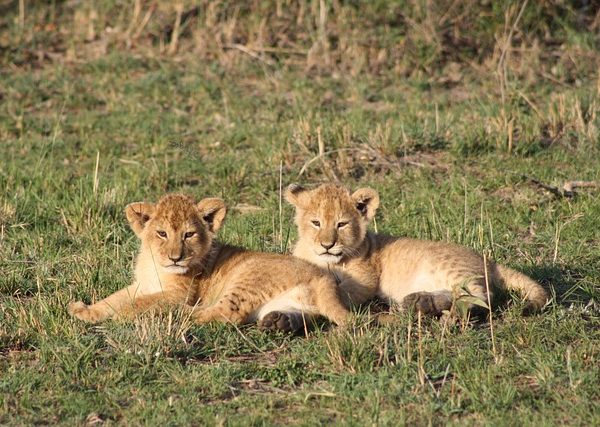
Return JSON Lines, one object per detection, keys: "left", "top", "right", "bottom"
{"left": 259, "top": 311, "right": 297, "bottom": 333}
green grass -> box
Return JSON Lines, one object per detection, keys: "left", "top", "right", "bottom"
{"left": 1, "top": 1, "right": 600, "bottom": 425}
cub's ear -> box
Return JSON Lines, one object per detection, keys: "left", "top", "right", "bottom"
{"left": 351, "top": 188, "right": 380, "bottom": 221}
{"left": 125, "top": 202, "right": 156, "bottom": 237}
{"left": 284, "top": 184, "right": 307, "bottom": 207}
{"left": 197, "top": 198, "right": 227, "bottom": 233}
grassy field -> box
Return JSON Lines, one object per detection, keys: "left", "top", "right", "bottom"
{"left": 1, "top": 1, "right": 600, "bottom": 425}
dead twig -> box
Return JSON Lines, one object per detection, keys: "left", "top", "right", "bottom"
{"left": 528, "top": 177, "right": 598, "bottom": 198}
{"left": 562, "top": 181, "right": 599, "bottom": 195}
{"left": 232, "top": 45, "right": 307, "bottom": 56}
{"left": 297, "top": 148, "right": 358, "bottom": 177}
{"left": 223, "top": 44, "right": 276, "bottom": 65}
{"left": 297, "top": 144, "right": 448, "bottom": 179}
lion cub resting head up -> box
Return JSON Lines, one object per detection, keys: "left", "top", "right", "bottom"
{"left": 127, "top": 194, "right": 225, "bottom": 276}
{"left": 69, "top": 193, "right": 350, "bottom": 331}
{"left": 286, "top": 183, "right": 379, "bottom": 268}
{"left": 285, "top": 183, "right": 549, "bottom": 318}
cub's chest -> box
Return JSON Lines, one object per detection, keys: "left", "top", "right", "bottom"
{"left": 134, "top": 264, "right": 168, "bottom": 295}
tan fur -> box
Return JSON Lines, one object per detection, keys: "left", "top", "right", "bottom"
{"left": 68, "top": 194, "right": 350, "bottom": 329}
{"left": 284, "top": 183, "right": 549, "bottom": 318}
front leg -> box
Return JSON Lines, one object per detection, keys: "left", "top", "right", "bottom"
{"left": 68, "top": 301, "right": 111, "bottom": 323}
{"left": 310, "top": 276, "right": 352, "bottom": 327}
{"left": 69, "top": 283, "right": 190, "bottom": 323}
{"left": 69, "top": 283, "right": 141, "bottom": 323}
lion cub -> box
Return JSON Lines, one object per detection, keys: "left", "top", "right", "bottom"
{"left": 275, "top": 183, "right": 549, "bottom": 324}
{"left": 68, "top": 193, "right": 350, "bottom": 330}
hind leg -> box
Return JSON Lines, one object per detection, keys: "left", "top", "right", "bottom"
{"left": 402, "top": 290, "right": 453, "bottom": 316}
{"left": 191, "top": 292, "right": 251, "bottom": 325}
{"left": 258, "top": 311, "right": 312, "bottom": 333}
{"left": 452, "top": 277, "right": 493, "bottom": 319}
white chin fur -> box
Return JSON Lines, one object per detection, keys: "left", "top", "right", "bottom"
{"left": 316, "top": 253, "right": 343, "bottom": 265}
{"left": 163, "top": 265, "right": 189, "bottom": 274}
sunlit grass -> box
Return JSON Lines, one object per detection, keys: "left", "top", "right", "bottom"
{"left": 1, "top": 1, "right": 599, "bottom": 424}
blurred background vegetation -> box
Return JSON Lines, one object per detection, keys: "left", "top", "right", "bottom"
{"left": 2, "top": 1, "right": 599, "bottom": 79}
{"left": 2, "top": 0, "right": 599, "bottom": 158}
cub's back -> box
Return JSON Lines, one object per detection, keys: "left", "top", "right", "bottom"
{"left": 219, "top": 251, "right": 330, "bottom": 289}
{"left": 377, "top": 237, "right": 486, "bottom": 298}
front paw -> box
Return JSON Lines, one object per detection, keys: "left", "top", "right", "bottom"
{"left": 68, "top": 301, "right": 105, "bottom": 323}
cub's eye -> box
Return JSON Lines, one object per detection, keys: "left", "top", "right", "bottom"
{"left": 156, "top": 230, "right": 167, "bottom": 238}
{"left": 184, "top": 231, "right": 196, "bottom": 239}
{"left": 337, "top": 221, "right": 349, "bottom": 229}
{"left": 311, "top": 220, "right": 321, "bottom": 228}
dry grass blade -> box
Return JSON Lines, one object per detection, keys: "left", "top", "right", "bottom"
{"left": 483, "top": 253, "right": 497, "bottom": 363}
{"left": 167, "top": 3, "right": 184, "bottom": 55}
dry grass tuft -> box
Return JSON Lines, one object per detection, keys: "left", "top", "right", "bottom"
{"left": 4, "top": 1, "right": 599, "bottom": 86}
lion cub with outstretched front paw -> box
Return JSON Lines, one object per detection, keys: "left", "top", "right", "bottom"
{"left": 68, "top": 193, "right": 350, "bottom": 330}
{"left": 271, "top": 183, "right": 549, "bottom": 326}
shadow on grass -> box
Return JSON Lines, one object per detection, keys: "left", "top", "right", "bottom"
{"left": 521, "top": 264, "right": 597, "bottom": 307}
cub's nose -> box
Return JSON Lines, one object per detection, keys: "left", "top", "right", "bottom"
{"left": 169, "top": 254, "right": 183, "bottom": 263}
{"left": 321, "top": 241, "right": 335, "bottom": 250}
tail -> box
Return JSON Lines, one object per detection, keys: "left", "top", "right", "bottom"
{"left": 493, "top": 264, "right": 549, "bottom": 312}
